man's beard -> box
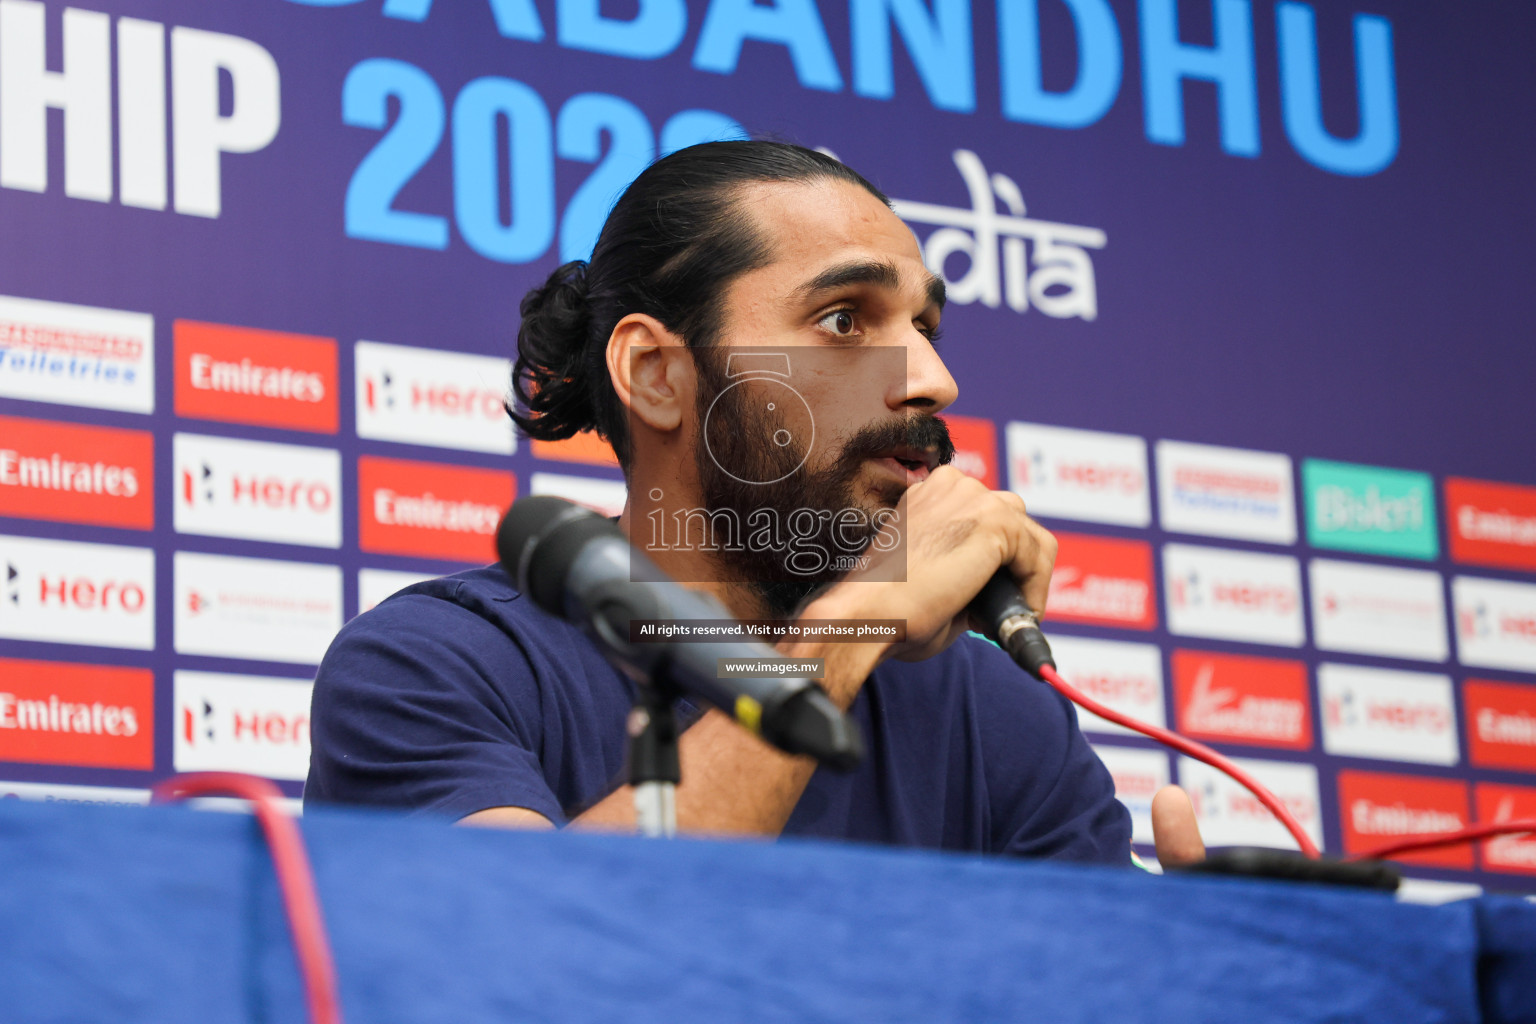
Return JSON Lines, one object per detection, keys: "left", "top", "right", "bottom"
{"left": 694, "top": 354, "right": 955, "bottom": 618}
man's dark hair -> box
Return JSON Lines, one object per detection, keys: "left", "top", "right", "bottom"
{"left": 509, "top": 140, "right": 889, "bottom": 472}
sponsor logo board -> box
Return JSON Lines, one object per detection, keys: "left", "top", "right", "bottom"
{"left": 1049, "top": 634, "right": 1164, "bottom": 736}
{"left": 942, "top": 414, "right": 999, "bottom": 489}
{"left": 1090, "top": 744, "right": 1169, "bottom": 845}
{"left": 529, "top": 472, "right": 627, "bottom": 519}
{"left": 1164, "top": 544, "right": 1304, "bottom": 647}
{"left": 174, "top": 670, "right": 312, "bottom": 781}
{"left": 530, "top": 431, "right": 619, "bottom": 467}
{"left": 0, "top": 534, "right": 155, "bottom": 649}
{"left": 1179, "top": 755, "right": 1322, "bottom": 853}
{"left": 357, "top": 567, "right": 440, "bottom": 614}
{"left": 1446, "top": 478, "right": 1536, "bottom": 573}
{"left": 0, "top": 658, "right": 153, "bottom": 769}
{"left": 1006, "top": 422, "right": 1150, "bottom": 527}
{"left": 1475, "top": 783, "right": 1536, "bottom": 875}
{"left": 174, "top": 320, "right": 338, "bottom": 433}
{"left": 1454, "top": 575, "right": 1536, "bottom": 674}
{"left": 1309, "top": 559, "right": 1448, "bottom": 662}
{"left": 1155, "top": 440, "right": 1296, "bottom": 544}
{"left": 175, "top": 552, "right": 342, "bottom": 665}
{"left": 355, "top": 341, "right": 514, "bottom": 454}
{"left": 358, "top": 456, "right": 514, "bottom": 562}
{"left": 0, "top": 294, "right": 154, "bottom": 413}
{"left": 174, "top": 433, "right": 341, "bottom": 548}
{"left": 0, "top": 415, "right": 153, "bottom": 529}
{"left": 1318, "top": 663, "right": 1458, "bottom": 766}
{"left": 1464, "top": 679, "right": 1536, "bottom": 771}
{"left": 1303, "top": 459, "right": 1438, "bottom": 560}
{"left": 1337, "top": 769, "right": 1470, "bottom": 868}
{"left": 1171, "top": 649, "right": 1311, "bottom": 750}
{"left": 1046, "top": 534, "right": 1156, "bottom": 630}
{"left": 0, "top": 781, "right": 150, "bottom": 805}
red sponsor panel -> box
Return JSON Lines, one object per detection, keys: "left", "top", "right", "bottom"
{"left": 358, "top": 456, "right": 515, "bottom": 562}
{"left": 531, "top": 432, "right": 619, "bottom": 467}
{"left": 1337, "top": 769, "right": 1471, "bottom": 869}
{"left": 1172, "top": 650, "right": 1312, "bottom": 749}
{"left": 1475, "top": 782, "right": 1536, "bottom": 875}
{"left": 0, "top": 658, "right": 153, "bottom": 769}
{"left": 1046, "top": 533, "right": 1156, "bottom": 629}
{"left": 1447, "top": 477, "right": 1536, "bottom": 573}
{"left": 943, "top": 414, "right": 998, "bottom": 489}
{"left": 1464, "top": 679, "right": 1536, "bottom": 771}
{"left": 174, "top": 320, "right": 338, "bottom": 433}
{"left": 0, "top": 415, "right": 153, "bottom": 529}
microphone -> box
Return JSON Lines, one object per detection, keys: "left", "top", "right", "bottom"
{"left": 496, "top": 496, "right": 863, "bottom": 771}
{"left": 968, "top": 569, "right": 1056, "bottom": 678}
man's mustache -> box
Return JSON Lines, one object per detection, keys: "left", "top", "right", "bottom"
{"left": 834, "top": 415, "right": 956, "bottom": 470}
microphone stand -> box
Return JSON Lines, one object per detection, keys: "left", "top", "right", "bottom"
{"left": 627, "top": 677, "right": 680, "bottom": 838}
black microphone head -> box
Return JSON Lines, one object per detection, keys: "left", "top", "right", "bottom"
{"left": 496, "top": 496, "right": 619, "bottom": 612}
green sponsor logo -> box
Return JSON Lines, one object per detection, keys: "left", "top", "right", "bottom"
{"left": 1303, "top": 460, "right": 1438, "bottom": 559}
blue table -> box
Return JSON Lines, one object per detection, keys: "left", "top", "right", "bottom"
{"left": 1, "top": 799, "right": 1532, "bottom": 1023}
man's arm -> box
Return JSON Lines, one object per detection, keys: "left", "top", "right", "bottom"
{"left": 464, "top": 466, "right": 1056, "bottom": 836}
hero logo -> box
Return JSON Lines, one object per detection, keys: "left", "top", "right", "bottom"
{"left": 1164, "top": 544, "right": 1304, "bottom": 647}
{"left": 0, "top": 294, "right": 154, "bottom": 413}
{"left": 1049, "top": 635, "right": 1164, "bottom": 736}
{"left": 1337, "top": 770, "right": 1470, "bottom": 868}
{"left": 355, "top": 341, "right": 515, "bottom": 455}
{"left": 1005, "top": 422, "right": 1149, "bottom": 527}
{"left": 1179, "top": 755, "right": 1322, "bottom": 852}
{"left": 1089, "top": 744, "right": 1169, "bottom": 845}
{"left": 1318, "top": 664, "right": 1458, "bottom": 766}
{"left": 173, "top": 433, "right": 341, "bottom": 548}
{"left": 174, "top": 670, "right": 312, "bottom": 781}
{"left": 1172, "top": 650, "right": 1310, "bottom": 749}
{"left": 1453, "top": 576, "right": 1536, "bottom": 673}
{"left": 0, "top": 534, "right": 154, "bottom": 649}
{"left": 1309, "top": 559, "right": 1448, "bottom": 662}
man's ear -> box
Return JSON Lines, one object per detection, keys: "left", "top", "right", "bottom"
{"left": 606, "top": 313, "right": 690, "bottom": 434}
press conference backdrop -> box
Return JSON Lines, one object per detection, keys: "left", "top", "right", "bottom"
{"left": 1, "top": 0, "right": 1534, "bottom": 891}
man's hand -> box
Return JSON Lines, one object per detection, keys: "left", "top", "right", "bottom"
{"left": 1151, "top": 785, "right": 1207, "bottom": 868}
{"left": 823, "top": 465, "right": 1057, "bottom": 665}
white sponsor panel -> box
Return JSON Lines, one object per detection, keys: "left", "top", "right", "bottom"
{"left": 0, "top": 294, "right": 155, "bottom": 413}
{"left": 1178, "top": 755, "right": 1322, "bottom": 852}
{"left": 357, "top": 567, "right": 440, "bottom": 614}
{"left": 0, "top": 533, "right": 155, "bottom": 649}
{"left": 1048, "top": 634, "right": 1165, "bottom": 737}
{"left": 355, "top": 340, "right": 515, "bottom": 454}
{"left": 1090, "top": 744, "right": 1169, "bottom": 845}
{"left": 1318, "top": 663, "right": 1459, "bottom": 766}
{"left": 174, "top": 552, "right": 343, "bottom": 665}
{"left": 1154, "top": 440, "right": 1296, "bottom": 544}
{"left": 1005, "top": 422, "right": 1150, "bottom": 527}
{"left": 174, "top": 433, "right": 341, "bottom": 548}
{"left": 1164, "top": 544, "right": 1305, "bottom": 647}
{"left": 1454, "top": 575, "right": 1536, "bottom": 673}
{"left": 530, "top": 472, "right": 627, "bottom": 518}
{"left": 174, "top": 670, "right": 313, "bottom": 781}
{"left": 0, "top": 781, "right": 150, "bottom": 805}
{"left": 1310, "top": 559, "right": 1448, "bottom": 662}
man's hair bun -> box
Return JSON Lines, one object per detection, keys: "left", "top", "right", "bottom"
{"left": 510, "top": 260, "right": 600, "bottom": 444}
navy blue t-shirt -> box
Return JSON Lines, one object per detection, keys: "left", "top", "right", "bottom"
{"left": 305, "top": 566, "right": 1132, "bottom": 864}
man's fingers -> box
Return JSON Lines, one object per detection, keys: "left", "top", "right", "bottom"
{"left": 1151, "top": 785, "right": 1206, "bottom": 868}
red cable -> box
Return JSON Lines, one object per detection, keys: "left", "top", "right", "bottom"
{"left": 1038, "top": 664, "right": 1323, "bottom": 860}
{"left": 151, "top": 772, "right": 343, "bottom": 1024}
{"left": 1346, "top": 819, "right": 1536, "bottom": 863}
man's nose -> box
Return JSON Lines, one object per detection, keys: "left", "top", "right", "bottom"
{"left": 890, "top": 329, "right": 958, "bottom": 413}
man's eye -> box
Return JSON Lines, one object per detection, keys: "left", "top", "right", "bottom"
{"left": 819, "top": 309, "right": 857, "bottom": 336}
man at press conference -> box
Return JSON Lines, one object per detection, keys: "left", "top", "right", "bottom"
{"left": 304, "top": 139, "right": 1205, "bottom": 869}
